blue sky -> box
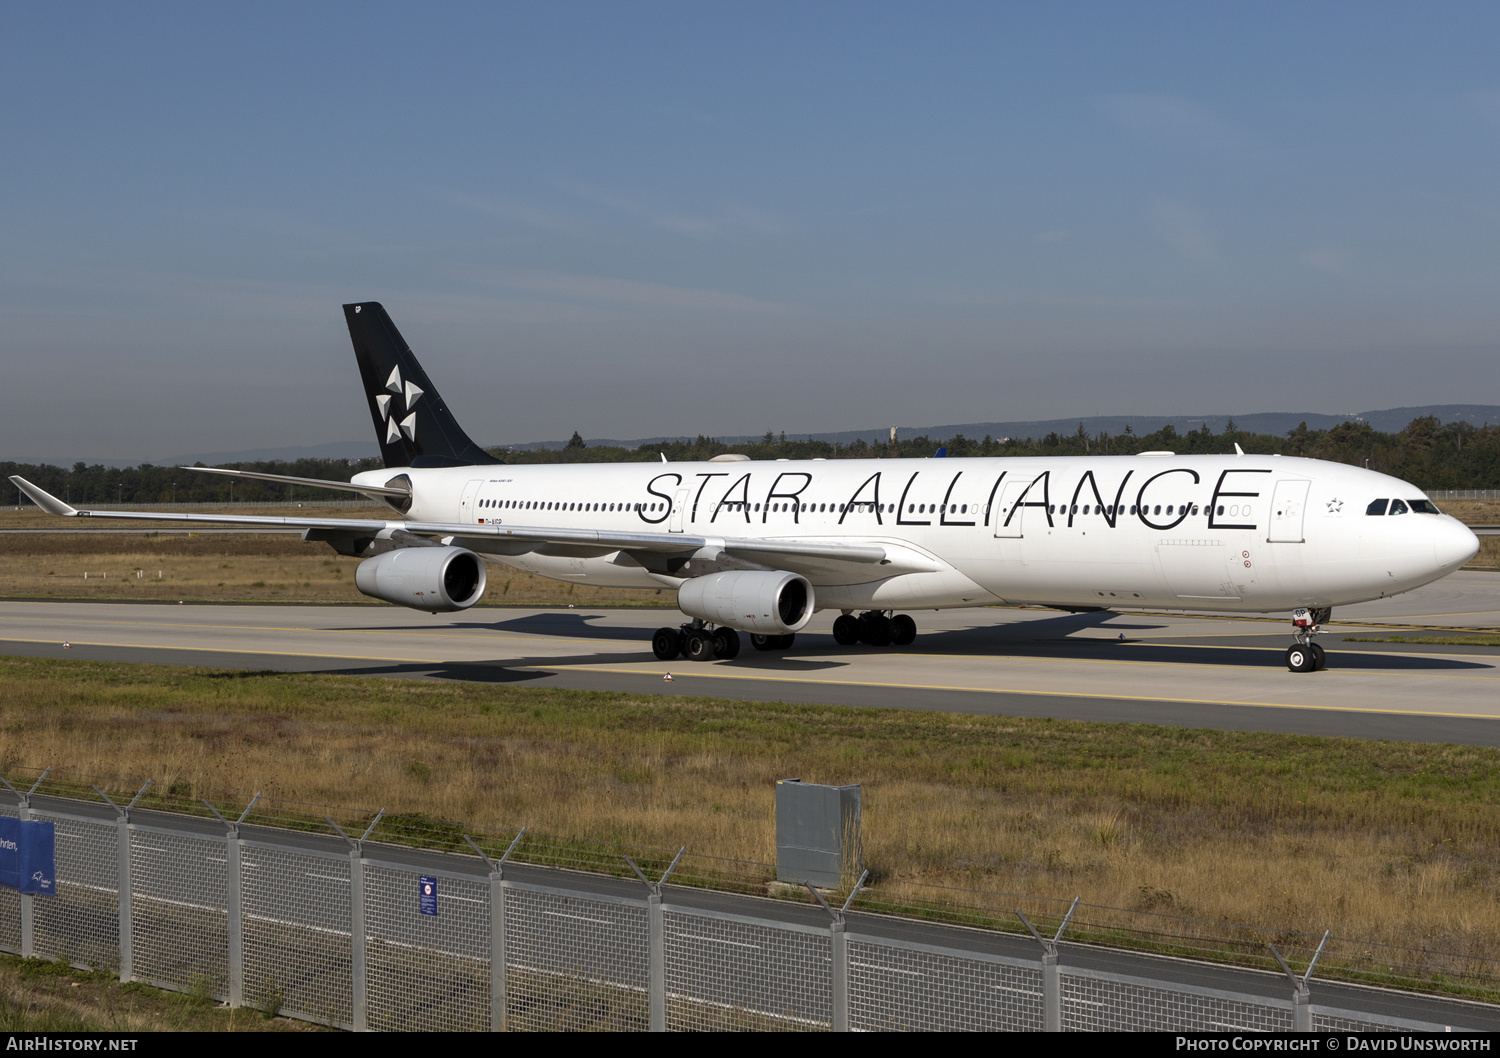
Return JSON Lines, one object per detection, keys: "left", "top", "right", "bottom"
{"left": 4, "top": 2, "right": 1498, "bottom": 460}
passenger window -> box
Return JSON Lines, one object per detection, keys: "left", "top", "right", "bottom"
{"left": 1389, "top": 499, "right": 1409, "bottom": 515}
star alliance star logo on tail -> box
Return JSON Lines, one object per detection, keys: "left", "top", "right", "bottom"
{"left": 375, "top": 366, "right": 423, "bottom": 444}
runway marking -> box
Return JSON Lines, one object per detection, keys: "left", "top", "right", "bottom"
{"left": 533, "top": 664, "right": 1500, "bottom": 721}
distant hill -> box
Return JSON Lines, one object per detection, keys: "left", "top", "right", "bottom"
{"left": 499, "top": 404, "right": 1500, "bottom": 452}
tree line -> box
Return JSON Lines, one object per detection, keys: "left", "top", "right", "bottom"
{"left": 4, "top": 415, "right": 1496, "bottom": 506}
{"left": 501, "top": 416, "right": 1500, "bottom": 488}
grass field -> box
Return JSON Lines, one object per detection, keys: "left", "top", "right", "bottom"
{"left": 0, "top": 506, "right": 671, "bottom": 607}
{"left": 4, "top": 655, "right": 1500, "bottom": 994}
{"left": 0, "top": 954, "right": 314, "bottom": 1031}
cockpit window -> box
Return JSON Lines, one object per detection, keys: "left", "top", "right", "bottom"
{"left": 1408, "top": 499, "right": 1442, "bottom": 514}
{"left": 1366, "top": 499, "right": 1389, "bottom": 516}
{"left": 1389, "top": 499, "right": 1409, "bottom": 515}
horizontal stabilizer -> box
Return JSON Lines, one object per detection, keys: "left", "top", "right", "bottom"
{"left": 182, "top": 465, "right": 410, "bottom": 499}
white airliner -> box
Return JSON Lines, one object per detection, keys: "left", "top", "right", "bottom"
{"left": 11, "top": 303, "right": 1480, "bottom": 672}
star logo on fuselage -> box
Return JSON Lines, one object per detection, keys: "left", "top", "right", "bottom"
{"left": 376, "top": 365, "right": 422, "bottom": 443}
{"left": 1326, "top": 498, "right": 1343, "bottom": 514}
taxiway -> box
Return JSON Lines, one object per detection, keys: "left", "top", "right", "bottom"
{"left": 2, "top": 570, "right": 1499, "bottom": 745}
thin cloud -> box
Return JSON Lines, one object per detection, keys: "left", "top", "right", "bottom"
{"left": 1301, "top": 247, "right": 1347, "bottom": 273}
{"left": 1469, "top": 91, "right": 1500, "bottom": 132}
{"left": 1152, "top": 199, "right": 1217, "bottom": 262}
{"left": 562, "top": 182, "right": 788, "bottom": 239}
{"left": 446, "top": 191, "right": 594, "bottom": 236}
{"left": 476, "top": 268, "right": 790, "bottom": 314}
{"left": 1099, "top": 94, "right": 1274, "bottom": 162}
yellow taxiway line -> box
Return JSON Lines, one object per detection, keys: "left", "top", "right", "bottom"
{"left": 535, "top": 664, "right": 1500, "bottom": 721}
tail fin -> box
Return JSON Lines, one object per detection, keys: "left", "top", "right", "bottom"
{"left": 343, "top": 303, "right": 502, "bottom": 468}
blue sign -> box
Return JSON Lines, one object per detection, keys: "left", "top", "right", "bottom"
{"left": 418, "top": 875, "right": 438, "bottom": 916}
{"left": 0, "top": 817, "right": 56, "bottom": 896}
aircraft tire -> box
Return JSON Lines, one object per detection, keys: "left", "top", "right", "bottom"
{"left": 1285, "top": 645, "right": 1316, "bottom": 672}
{"left": 772, "top": 633, "right": 795, "bottom": 650}
{"left": 1310, "top": 643, "right": 1326, "bottom": 670}
{"left": 750, "top": 634, "right": 773, "bottom": 651}
{"left": 652, "top": 627, "right": 681, "bottom": 661}
{"left": 713, "top": 627, "right": 741, "bottom": 660}
{"left": 684, "top": 629, "right": 717, "bottom": 662}
{"left": 891, "top": 614, "right": 917, "bottom": 646}
{"left": 832, "top": 615, "right": 860, "bottom": 645}
{"left": 859, "top": 613, "right": 893, "bottom": 647}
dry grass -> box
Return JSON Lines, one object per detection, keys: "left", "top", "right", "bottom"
{"left": 0, "top": 954, "right": 314, "bottom": 1031}
{"left": 0, "top": 506, "right": 670, "bottom": 607}
{"left": 5, "top": 654, "right": 1500, "bottom": 989}
{"left": 1442, "top": 501, "right": 1500, "bottom": 569}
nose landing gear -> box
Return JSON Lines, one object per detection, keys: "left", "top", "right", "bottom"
{"left": 1285, "top": 607, "right": 1331, "bottom": 672}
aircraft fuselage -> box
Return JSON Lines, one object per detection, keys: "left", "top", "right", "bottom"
{"left": 355, "top": 453, "right": 1477, "bottom": 614}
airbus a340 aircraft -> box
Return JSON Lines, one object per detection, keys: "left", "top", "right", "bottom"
{"left": 12, "top": 303, "right": 1481, "bottom": 672}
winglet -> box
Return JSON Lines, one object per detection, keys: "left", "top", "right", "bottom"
{"left": 9, "top": 476, "right": 78, "bottom": 516}
{"left": 1234, "top": 443, "right": 1245, "bottom": 457}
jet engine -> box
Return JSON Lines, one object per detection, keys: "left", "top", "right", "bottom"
{"left": 354, "top": 546, "right": 487, "bottom": 613}
{"left": 677, "top": 570, "right": 814, "bottom": 634}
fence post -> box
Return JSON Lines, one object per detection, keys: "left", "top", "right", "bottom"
{"left": 1269, "top": 930, "right": 1329, "bottom": 1033}
{"left": 648, "top": 890, "right": 665, "bottom": 1031}
{"left": 17, "top": 801, "right": 32, "bottom": 960}
{"left": 465, "top": 829, "right": 526, "bottom": 1033}
{"left": 830, "top": 918, "right": 848, "bottom": 1031}
{"left": 1041, "top": 949, "right": 1060, "bottom": 1031}
{"left": 1018, "top": 896, "right": 1079, "bottom": 1032}
{"left": 327, "top": 809, "right": 384, "bottom": 1032}
{"left": 805, "top": 869, "right": 868, "bottom": 1032}
{"left": 626, "top": 847, "right": 686, "bottom": 1033}
{"left": 92, "top": 780, "right": 149, "bottom": 984}
{"left": 350, "top": 847, "right": 366, "bottom": 1030}
{"left": 203, "top": 793, "right": 258, "bottom": 1008}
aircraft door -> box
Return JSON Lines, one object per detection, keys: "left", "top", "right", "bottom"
{"left": 669, "top": 488, "right": 689, "bottom": 533}
{"left": 1267, "top": 479, "right": 1311, "bottom": 543}
{"left": 992, "top": 479, "right": 1030, "bottom": 538}
{"left": 459, "top": 479, "right": 483, "bottom": 523}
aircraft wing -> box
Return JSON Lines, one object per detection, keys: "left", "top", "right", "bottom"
{"left": 9, "top": 475, "right": 899, "bottom": 571}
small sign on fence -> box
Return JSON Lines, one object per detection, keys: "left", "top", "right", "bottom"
{"left": 419, "top": 875, "right": 438, "bottom": 916}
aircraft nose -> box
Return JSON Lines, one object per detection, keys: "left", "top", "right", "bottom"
{"left": 1434, "top": 518, "right": 1481, "bottom": 572}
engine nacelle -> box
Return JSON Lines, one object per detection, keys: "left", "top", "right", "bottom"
{"left": 677, "top": 570, "right": 814, "bottom": 634}
{"left": 354, "top": 546, "right": 487, "bottom": 613}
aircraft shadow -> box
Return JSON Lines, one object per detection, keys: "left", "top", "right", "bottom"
{"left": 321, "top": 609, "right": 1493, "bottom": 675}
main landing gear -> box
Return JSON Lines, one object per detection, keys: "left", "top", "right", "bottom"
{"left": 653, "top": 621, "right": 761, "bottom": 662}
{"left": 1285, "top": 607, "right": 1331, "bottom": 672}
{"left": 832, "top": 610, "right": 918, "bottom": 648}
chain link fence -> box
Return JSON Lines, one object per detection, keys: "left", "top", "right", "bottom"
{"left": 1427, "top": 490, "right": 1500, "bottom": 501}
{"left": 1, "top": 783, "right": 1496, "bottom": 1032}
